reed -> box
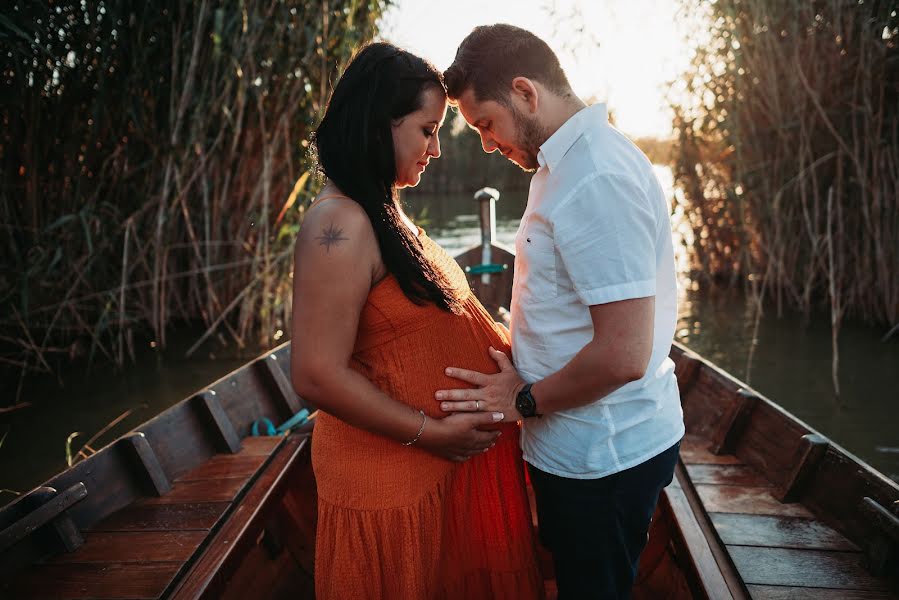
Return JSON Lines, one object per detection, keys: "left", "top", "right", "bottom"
{"left": 670, "top": 0, "right": 898, "bottom": 385}
{"left": 0, "top": 1, "right": 389, "bottom": 395}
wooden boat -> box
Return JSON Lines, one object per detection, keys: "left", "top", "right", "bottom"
{"left": 2, "top": 190, "right": 897, "bottom": 599}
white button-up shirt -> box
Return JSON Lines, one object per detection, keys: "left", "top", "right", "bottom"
{"left": 512, "top": 103, "right": 684, "bottom": 479}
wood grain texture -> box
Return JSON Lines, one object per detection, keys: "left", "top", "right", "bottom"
{"left": 174, "top": 453, "right": 269, "bottom": 483}
{"left": 686, "top": 464, "right": 773, "bottom": 488}
{"left": 746, "top": 584, "right": 897, "bottom": 599}
{"left": 90, "top": 502, "right": 230, "bottom": 532}
{"left": 710, "top": 513, "right": 858, "bottom": 551}
{"left": 710, "top": 389, "right": 758, "bottom": 455}
{"left": 733, "top": 402, "right": 809, "bottom": 490}
{"left": 696, "top": 484, "right": 814, "bottom": 518}
{"left": 5, "top": 561, "right": 181, "bottom": 599}
{"left": 124, "top": 432, "right": 172, "bottom": 496}
{"left": 729, "top": 545, "right": 889, "bottom": 591}
{"left": 237, "top": 435, "right": 282, "bottom": 456}
{"left": 48, "top": 530, "right": 206, "bottom": 563}
{"left": 663, "top": 465, "right": 747, "bottom": 600}
{"left": 168, "top": 436, "right": 308, "bottom": 600}
{"left": 681, "top": 435, "right": 743, "bottom": 465}
{"left": 136, "top": 477, "right": 247, "bottom": 505}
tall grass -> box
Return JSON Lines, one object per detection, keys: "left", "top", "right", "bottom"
{"left": 0, "top": 1, "right": 389, "bottom": 396}
{"left": 671, "top": 0, "right": 898, "bottom": 391}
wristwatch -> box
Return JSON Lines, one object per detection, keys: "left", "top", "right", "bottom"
{"left": 515, "top": 383, "right": 541, "bottom": 418}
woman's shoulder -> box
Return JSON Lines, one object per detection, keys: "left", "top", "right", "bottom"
{"left": 300, "top": 193, "right": 375, "bottom": 248}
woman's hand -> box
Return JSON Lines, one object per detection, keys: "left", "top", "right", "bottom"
{"left": 436, "top": 347, "right": 525, "bottom": 423}
{"left": 418, "top": 411, "right": 505, "bottom": 462}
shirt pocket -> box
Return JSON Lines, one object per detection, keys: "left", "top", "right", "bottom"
{"left": 518, "top": 219, "right": 559, "bottom": 303}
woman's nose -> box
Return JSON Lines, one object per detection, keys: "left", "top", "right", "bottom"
{"left": 429, "top": 134, "right": 441, "bottom": 158}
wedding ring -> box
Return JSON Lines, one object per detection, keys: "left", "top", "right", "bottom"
{"left": 475, "top": 400, "right": 481, "bottom": 411}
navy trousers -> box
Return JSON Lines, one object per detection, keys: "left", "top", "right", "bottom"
{"left": 527, "top": 441, "right": 681, "bottom": 600}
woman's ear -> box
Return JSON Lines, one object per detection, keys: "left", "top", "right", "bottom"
{"left": 510, "top": 77, "right": 539, "bottom": 114}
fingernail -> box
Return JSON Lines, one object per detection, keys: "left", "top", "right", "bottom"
{"left": 440, "top": 403, "right": 449, "bottom": 411}
{"left": 445, "top": 368, "right": 452, "bottom": 375}
{"left": 436, "top": 392, "right": 445, "bottom": 400}
{"left": 493, "top": 412, "right": 503, "bottom": 421}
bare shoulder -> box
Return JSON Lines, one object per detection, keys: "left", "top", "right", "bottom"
{"left": 297, "top": 196, "right": 377, "bottom": 258}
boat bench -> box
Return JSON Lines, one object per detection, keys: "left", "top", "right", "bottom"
{"left": 1, "top": 434, "right": 316, "bottom": 600}
{"left": 0, "top": 344, "right": 320, "bottom": 600}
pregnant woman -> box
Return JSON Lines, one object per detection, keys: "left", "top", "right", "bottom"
{"left": 290, "top": 42, "right": 543, "bottom": 599}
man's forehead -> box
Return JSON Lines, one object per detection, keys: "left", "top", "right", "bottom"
{"left": 457, "top": 89, "right": 498, "bottom": 126}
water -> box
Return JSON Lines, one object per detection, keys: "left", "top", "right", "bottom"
{"left": 2, "top": 169, "right": 897, "bottom": 504}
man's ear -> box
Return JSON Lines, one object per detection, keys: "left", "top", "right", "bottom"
{"left": 510, "top": 77, "right": 539, "bottom": 114}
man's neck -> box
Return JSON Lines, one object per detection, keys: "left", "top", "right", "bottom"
{"left": 540, "top": 94, "right": 588, "bottom": 144}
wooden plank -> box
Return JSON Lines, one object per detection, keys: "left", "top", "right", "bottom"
{"left": 257, "top": 354, "right": 302, "bottom": 416}
{"left": 137, "top": 478, "right": 247, "bottom": 505}
{"left": 174, "top": 453, "right": 268, "bottom": 483}
{"left": 5, "top": 562, "right": 181, "bottom": 599}
{"left": 48, "top": 530, "right": 206, "bottom": 563}
{"left": 734, "top": 402, "right": 809, "bottom": 490}
{"left": 681, "top": 367, "right": 740, "bottom": 438}
{"left": 672, "top": 348, "right": 702, "bottom": 396}
{"left": 454, "top": 243, "right": 515, "bottom": 319}
{"left": 710, "top": 513, "right": 859, "bottom": 551}
{"left": 746, "top": 585, "right": 895, "bottom": 599}
{"left": 860, "top": 496, "right": 899, "bottom": 576}
{"left": 680, "top": 435, "right": 743, "bottom": 465}
{"left": 168, "top": 436, "right": 308, "bottom": 600}
{"left": 802, "top": 447, "right": 899, "bottom": 554}
{"left": 710, "top": 389, "right": 758, "bottom": 455}
{"left": 729, "top": 545, "right": 889, "bottom": 591}
{"left": 237, "top": 436, "right": 282, "bottom": 456}
{"left": 0, "top": 483, "right": 87, "bottom": 553}
{"left": 124, "top": 432, "right": 172, "bottom": 496}
{"left": 661, "top": 484, "right": 740, "bottom": 600}
{"left": 696, "top": 484, "right": 815, "bottom": 518}
{"left": 776, "top": 433, "right": 828, "bottom": 502}
{"left": 686, "top": 464, "right": 773, "bottom": 488}
{"left": 91, "top": 502, "right": 230, "bottom": 532}
{"left": 197, "top": 391, "right": 242, "bottom": 454}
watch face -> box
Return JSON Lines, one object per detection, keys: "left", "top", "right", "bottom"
{"left": 516, "top": 386, "right": 536, "bottom": 418}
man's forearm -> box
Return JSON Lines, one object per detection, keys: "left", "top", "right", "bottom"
{"left": 530, "top": 338, "right": 643, "bottom": 415}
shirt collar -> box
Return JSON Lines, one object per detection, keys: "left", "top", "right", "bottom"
{"left": 537, "top": 103, "right": 608, "bottom": 172}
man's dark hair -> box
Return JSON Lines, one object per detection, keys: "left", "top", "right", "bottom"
{"left": 312, "top": 42, "right": 461, "bottom": 312}
{"left": 443, "top": 24, "right": 572, "bottom": 104}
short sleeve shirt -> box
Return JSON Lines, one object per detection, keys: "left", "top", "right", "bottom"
{"left": 512, "top": 103, "right": 684, "bottom": 479}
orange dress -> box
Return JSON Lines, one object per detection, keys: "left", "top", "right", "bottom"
{"left": 311, "top": 230, "right": 544, "bottom": 600}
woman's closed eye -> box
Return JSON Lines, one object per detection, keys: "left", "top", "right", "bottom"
{"left": 423, "top": 127, "right": 437, "bottom": 138}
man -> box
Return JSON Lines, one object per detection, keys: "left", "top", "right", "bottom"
{"left": 436, "top": 24, "right": 685, "bottom": 599}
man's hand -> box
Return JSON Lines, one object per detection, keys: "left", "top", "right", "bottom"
{"left": 418, "top": 411, "right": 505, "bottom": 462}
{"left": 436, "top": 347, "right": 526, "bottom": 423}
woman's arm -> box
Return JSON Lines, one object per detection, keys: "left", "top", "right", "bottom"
{"left": 290, "top": 198, "right": 502, "bottom": 461}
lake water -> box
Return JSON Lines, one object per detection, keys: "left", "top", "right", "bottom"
{"left": 2, "top": 168, "right": 897, "bottom": 505}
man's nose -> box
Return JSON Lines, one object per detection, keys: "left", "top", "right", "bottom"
{"left": 480, "top": 133, "right": 498, "bottom": 153}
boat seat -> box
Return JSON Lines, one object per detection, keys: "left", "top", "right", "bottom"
{"left": 1, "top": 434, "right": 315, "bottom": 600}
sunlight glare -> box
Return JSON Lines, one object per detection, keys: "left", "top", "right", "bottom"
{"left": 380, "top": 0, "right": 694, "bottom": 138}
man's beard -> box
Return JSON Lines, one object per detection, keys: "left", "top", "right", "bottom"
{"left": 509, "top": 106, "right": 546, "bottom": 172}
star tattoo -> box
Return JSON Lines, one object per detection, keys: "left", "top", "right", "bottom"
{"left": 315, "top": 223, "right": 348, "bottom": 253}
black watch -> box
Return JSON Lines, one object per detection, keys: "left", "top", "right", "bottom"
{"left": 515, "top": 383, "right": 541, "bottom": 418}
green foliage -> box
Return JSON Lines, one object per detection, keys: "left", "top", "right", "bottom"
{"left": 671, "top": 0, "right": 898, "bottom": 327}
{"left": 0, "top": 0, "right": 390, "bottom": 382}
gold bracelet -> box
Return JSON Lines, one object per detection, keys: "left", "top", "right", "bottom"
{"left": 402, "top": 410, "right": 427, "bottom": 446}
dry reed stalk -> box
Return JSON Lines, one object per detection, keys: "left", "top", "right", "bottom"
{"left": 671, "top": 0, "right": 898, "bottom": 376}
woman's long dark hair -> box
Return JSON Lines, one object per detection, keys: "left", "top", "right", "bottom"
{"left": 312, "top": 42, "right": 461, "bottom": 313}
